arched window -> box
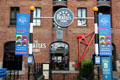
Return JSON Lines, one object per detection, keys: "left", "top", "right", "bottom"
{"left": 50, "top": 41, "right": 69, "bottom": 70}
{"left": 3, "top": 41, "right": 22, "bottom": 70}
{"left": 98, "top": 6, "right": 111, "bottom": 14}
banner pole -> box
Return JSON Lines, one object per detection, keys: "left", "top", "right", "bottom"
{"left": 93, "top": 7, "right": 100, "bottom": 80}
{"left": 28, "top": 6, "right": 35, "bottom": 80}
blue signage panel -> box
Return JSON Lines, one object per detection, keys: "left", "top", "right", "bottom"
{"left": 54, "top": 8, "right": 74, "bottom": 27}
{"left": 101, "top": 57, "right": 113, "bottom": 80}
{"left": 15, "top": 13, "right": 29, "bottom": 55}
{"left": 95, "top": 56, "right": 101, "bottom": 65}
{"left": 99, "top": 15, "right": 111, "bottom": 28}
{"left": 27, "top": 56, "right": 33, "bottom": 64}
{"left": 99, "top": 14, "right": 112, "bottom": 56}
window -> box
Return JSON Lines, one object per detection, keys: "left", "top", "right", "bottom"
{"left": 97, "top": 0, "right": 110, "bottom": 2}
{"left": 98, "top": 6, "right": 111, "bottom": 14}
{"left": 78, "top": 8, "right": 87, "bottom": 26}
{"left": 3, "top": 41, "right": 22, "bottom": 70}
{"left": 33, "top": 8, "right": 41, "bottom": 26}
{"left": 53, "top": 0, "right": 67, "bottom": 2}
{"left": 10, "top": 7, "right": 19, "bottom": 25}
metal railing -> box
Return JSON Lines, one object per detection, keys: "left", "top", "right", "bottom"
{"left": 7, "top": 70, "right": 20, "bottom": 80}
{"left": 32, "top": 63, "right": 44, "bottom": 80}
{"left": 31, "top": 55, "right": 44, "bottom": 80}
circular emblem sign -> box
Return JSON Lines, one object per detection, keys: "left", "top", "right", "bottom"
{"left": 54, "top": 8, "right": 74, "bottom": 27}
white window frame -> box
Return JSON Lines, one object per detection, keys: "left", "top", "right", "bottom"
{"left": 33, "top": 8, "right": 41, "bottom": 26}
{"left": 97, "top": 0, "right": 110, "bottom": 2}
{"left": 53, "top": 0, "right": 66, "bottom": 2}
{"left": 77, "top": 8, "right": 87, "bottom": 26}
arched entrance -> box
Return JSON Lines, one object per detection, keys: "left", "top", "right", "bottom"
{"left": 50, "top": 41, "right": 69, "bottom": 70}
{"left": 3, "top": 41, "right": 22, "bottom": 70}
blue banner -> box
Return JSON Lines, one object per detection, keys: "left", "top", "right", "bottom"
{"left": 101, "top": 57, "right": 113, "bottom": 80}
{"left": 99, "top": 14, "right": 112, "bottom": 56}
{"left": 15, "top": 13, "right": 29, "bottom": 55}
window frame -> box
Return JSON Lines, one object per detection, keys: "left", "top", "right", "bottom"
{"left": 97, "top": 0, "right": 110, "bottom": 2}
{"left": 33, "top": 7, "right": 41, "bottom": 27}
{"left": 77, "top": 8, "right": 87, "bottom": 27}
{"left": 10, "top": 7, "right": 19, "bottom": 25}
{"left": 53, "top": 0, "right": 67, "bottom": 2}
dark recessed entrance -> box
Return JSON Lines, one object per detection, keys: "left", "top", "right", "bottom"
{"left": 50, "top": 41, "right": 69, "bottom": 70}
{"left": 3, "top": 41, "right": 22, "bottom": 70}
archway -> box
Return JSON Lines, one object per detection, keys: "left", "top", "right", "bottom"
{"left": 3, "top": 41, "right": 22, "bottom": 70}
{"left": 98, "top": 5, "right": 111, "bottom": 14}
{"left": 50, "top": 41, "right": 69, "bottom": 70}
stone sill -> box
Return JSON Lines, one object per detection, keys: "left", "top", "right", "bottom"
{"left": 52, "top": 70, "right": 79, "bottom": 73}
{"left": 97, "top": 1, "right": 110, "bottom": 3}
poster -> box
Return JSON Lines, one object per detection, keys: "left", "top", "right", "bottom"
{"left": 101, "top": 57, "right": 113, "bottom": 80}
{"left": 95, "top": 56, "right": 100, "bottom": 65}
{"left": 99, "top": 14, "right": 112, "bottom": 56}
{"left": 15, "top": 13, "right": 29, "bottom": 55}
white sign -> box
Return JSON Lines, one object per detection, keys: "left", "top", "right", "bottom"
{"left": 32, "top": 40, "right": 47, "bottom": 52}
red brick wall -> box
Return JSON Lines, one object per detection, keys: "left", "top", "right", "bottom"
{"left": 111, "top": 0, "right": 120, "bottom": 60}
{"left": 0, "top": 0, "right": 101, "bottom": 65}
{"left": 1, "top": 0, "right": 120, "bottom": 79}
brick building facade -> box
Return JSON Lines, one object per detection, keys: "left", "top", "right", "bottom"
{"left": 0, "top": 0, "right": 120, "bottom": 80}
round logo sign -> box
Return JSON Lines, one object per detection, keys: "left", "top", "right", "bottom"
{"left": 54, "top": 8, "right": 74, "bottom": 27}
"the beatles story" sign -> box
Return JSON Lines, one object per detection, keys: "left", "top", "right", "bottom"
{"left": 54, "top": 8, "right": 74, "bottom": 27}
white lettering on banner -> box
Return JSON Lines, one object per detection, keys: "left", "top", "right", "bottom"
{"left": 32, "top": 40, "right": 47, "bottom": 53}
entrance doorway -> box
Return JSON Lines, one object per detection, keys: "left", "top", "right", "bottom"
{"left": 3, "top": 41, "right": 22, "bottom": 70}
{"left": 50, "top": 41, "right": 69, "bottom": 70}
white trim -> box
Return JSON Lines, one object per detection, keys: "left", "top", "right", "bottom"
{"left": 95, "top": 44, "right": 99, "bottom": 56}
{"left": 74, "top": 17, "right": 94, "bottom": 19}
{"left": 95, "top": 23, "right": 98, "bottom": 34}
{"left": 30, "top": 23, "right": 33, "bottom": 33}
{"left": 29, "top": 17, "right": 94, "bottom": 19}
{"left": 29, "top": 44, "right": 32, "bottom": 55}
